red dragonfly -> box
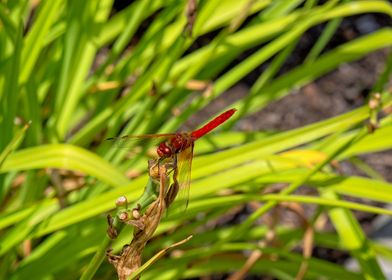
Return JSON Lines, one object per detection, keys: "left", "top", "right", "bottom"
{"left": 108, "top": 108, "right": 237, "bottom": 207}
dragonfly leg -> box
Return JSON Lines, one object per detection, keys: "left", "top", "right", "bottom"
{"left": 148, "top": 157, "right": 174, "bottom": 177}
{"left": 164, "top": 155, "right": 177, "bottom": 176}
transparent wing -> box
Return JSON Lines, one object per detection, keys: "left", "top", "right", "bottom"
{"left": 174, "top": 142, "right": 194, "bottom": 210}
{"left": 105, "top": 133, "right": 176, "bottom": 149}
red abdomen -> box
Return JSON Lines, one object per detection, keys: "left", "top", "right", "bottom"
{"left": 190, "top": 108, "right": 236, "bottom": 139}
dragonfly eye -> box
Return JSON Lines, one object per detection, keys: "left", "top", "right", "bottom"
{"left": 157, "top": 142, "right": 172, "bottom": 157}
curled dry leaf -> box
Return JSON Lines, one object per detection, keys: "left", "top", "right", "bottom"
{"left": 107, "top": 159, "right": 180, "bottom": 280}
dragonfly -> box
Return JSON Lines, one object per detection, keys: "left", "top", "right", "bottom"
{"left": 107, "top": 108, "right": 237, "bottom": 208}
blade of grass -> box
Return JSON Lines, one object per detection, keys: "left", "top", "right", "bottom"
{"left": 322, "top": 190, "right": 385, "bottom": 279}
{"left": 0, "top": 121, "right": 30, "bottom": 168}
{"left": 0, "top": 144, "right": 129, "bottom": 187}
{"left": 19, "top": 0, "right": 63, "bottom": 84}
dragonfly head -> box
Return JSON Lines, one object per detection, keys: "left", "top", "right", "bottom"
{"left": 157, "top": 142, "right": 172, "bottom": 158}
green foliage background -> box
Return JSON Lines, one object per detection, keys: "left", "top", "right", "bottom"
{"left": 0, "top": 0, "right": 392, "bottom": 279}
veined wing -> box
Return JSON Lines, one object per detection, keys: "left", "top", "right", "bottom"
{"left": 174, "top": 142, "right": 194, "bottom": 210}
{"left": 105, "top": 133, "right": 177, "bottom": 149}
